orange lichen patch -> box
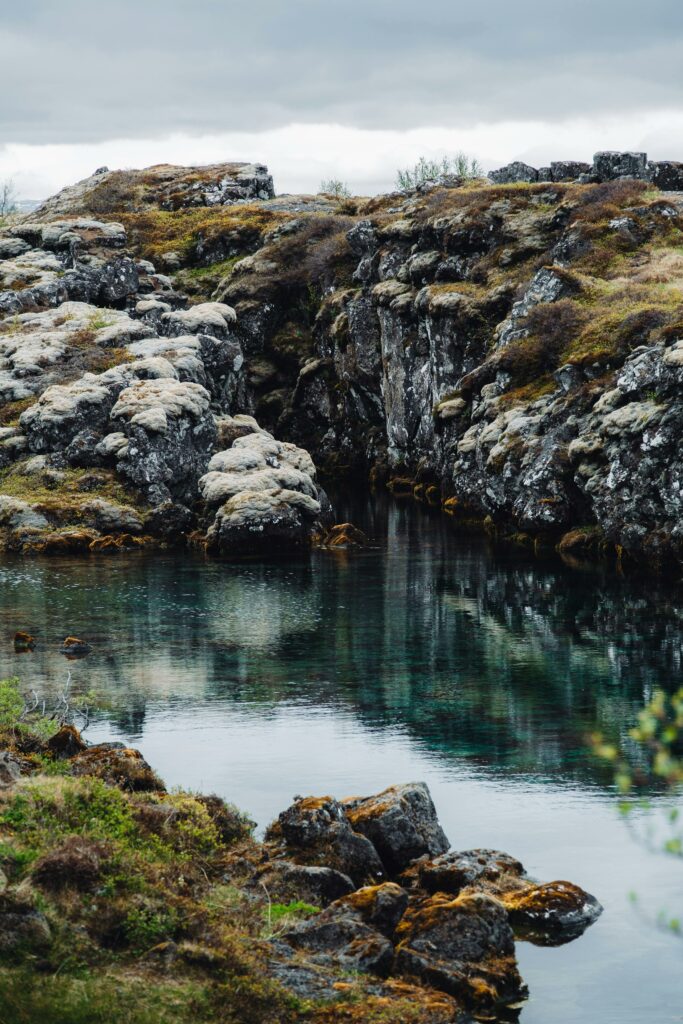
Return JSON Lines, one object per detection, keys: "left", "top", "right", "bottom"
{"left": 442, "top": 497, "right": 460, "bottom": 515}
{"left": 425, "top": 485, "right": 441, "bottom": 506}
{"left": 557, "top": 527, "right": 605, "bottom": 556}
{"left": 311, "top": 980, "right": 464, "bottom": 1023}
{"left": 22, "top": 528, "right": 99, "bottom": 555}
{"left": 344, "top": 796, "right": 395, "bottom": 827}
{"left": 498, "top": 880, "right": 593, "bottom": 919}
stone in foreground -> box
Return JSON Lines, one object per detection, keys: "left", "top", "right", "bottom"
{"left": 344, "top": 782, "right": 450, "bottom": 874}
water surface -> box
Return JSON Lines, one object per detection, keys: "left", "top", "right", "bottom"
{"left": 1, "top": 496, "right": 681, "bottom": 1022}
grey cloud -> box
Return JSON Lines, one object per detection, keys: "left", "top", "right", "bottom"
{"left": 1, "top": 0, "right": 683, "bottom": 143}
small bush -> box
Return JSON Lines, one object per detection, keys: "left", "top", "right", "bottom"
{"left": 396, "top": 152, "right": 483, "bottom": 190}
{"left": 320, "top": 179, "right": 351, "bottom": 200}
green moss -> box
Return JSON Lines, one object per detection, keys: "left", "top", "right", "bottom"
{"left": 117, "top": 205, "right": 290, "bottom": 265}
{"left": 0, "top": 464, "right": 147, "bottom": 514}
{"left": 0, "top": 398, "right": 35, "bottom": 427}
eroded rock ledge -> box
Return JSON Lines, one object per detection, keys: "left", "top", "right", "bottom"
{"left": 3, "top": 160, "right": 683, "bottom": 570}
{"left": 0, "top": 719, "right": 602, "bottom": 1023}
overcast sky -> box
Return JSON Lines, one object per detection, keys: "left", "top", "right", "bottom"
{"left": 2, "top": 0, "right": 683, "bottom": 197}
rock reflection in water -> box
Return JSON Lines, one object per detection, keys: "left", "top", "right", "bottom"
{"left": 0, "top": 494, "right": 680, "bottom": 789}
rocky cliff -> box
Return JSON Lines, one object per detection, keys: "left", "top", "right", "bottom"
{"left": 2, "top": 157, "right": 683, "bottom": 570}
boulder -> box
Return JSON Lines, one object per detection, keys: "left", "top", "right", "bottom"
{"left": 338, "top": 882, "right": 409, "bottom": 937}
{"left": 343, "top": 782, "right": 450, "bottom": 875}
{"left": 405, "top": 849, "right": 525, "bottom": 896}
{"left": 498, "top": 880, "right": 603, "bottom": 944}
{"left": 265, "top": 795, "right": 384, "bottom": 887}
{"left": 281, "top": 896, "right": 395, "bottom": 977}
{"left": 592, "top": 151, "right": 649, "bottom": 181}
{"left": 394, "top": 892, "right": 525, "bottom": 1010}
{"left": 160, "top": 302, "right": 236, "bottom": 338}
{"left": 649, "top": 160, "right": 683, "bottom": 191}
{"left": 488, "top": 162, "right": 538, "bottom": 184}
{"left": 550, "top": 160, "right": 591, "bottom": 181}
{"left": 252, "top": 859, "right": 355, "bottom": 907}
{"left": 199, "top": 428, "right": 325, "bottom": 556}
{"left": 111, "top": 378, "right": 217, "bottom": 505}
{"left": 69, "top": 744, "right": 165, "bottom": 792}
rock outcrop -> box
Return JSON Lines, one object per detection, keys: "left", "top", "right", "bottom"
{"left": 0, "top": 201, "right": 326, "bottom": 556}
{"left": 4, "top": 158, "right": 683, "bottom": 571}
{"left": 258, "top": 781, "right": 601, "bottom": 1015}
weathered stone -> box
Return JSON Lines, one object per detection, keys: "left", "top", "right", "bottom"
{"left": 593, "top": 151, "right": 648, "bottom": 181}
{"left": 69, "top": 744, "right": 165, "bottom": 792}
{"left": 281, "top": 898, "right": 394, "bottom": 977}
{"left": 395, "top": 892, "right": 526, "bottom": 1010}
{"left": 344, "top": 782, "right": 449, "bottom": 875}
{"left": 488, "top": 162, "right": 538, "bottom": 184}
{"left": 253, "top": 859, "right": 355, "bottom": 907}
{"left": 265, "top": 795, "right": 384, "bottom": 886}
{"left": 499, "top": 880, "right": 603, "bottom": 944}
{"left": 550, "top": 160, "right": 591, "bottom": 181}
{"left": 407, "top": 849, "right": 525, "bottom": 896}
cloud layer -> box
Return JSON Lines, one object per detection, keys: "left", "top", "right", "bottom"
{"left": 2, "top": 0, "right": 683, "bottom": 143}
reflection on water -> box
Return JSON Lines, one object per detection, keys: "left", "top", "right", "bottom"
{"left": 0, "top": 495, "right": 681, "bottom": 1022}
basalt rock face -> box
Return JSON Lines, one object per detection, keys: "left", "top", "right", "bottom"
{"left": 212, "top": 171, "right": 683, "bottom": 573}
{"left": 4, "top": 162, "right": 683, "bottom": 570}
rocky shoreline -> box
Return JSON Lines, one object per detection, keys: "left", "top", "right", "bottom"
{"left": 1, "top": 155, "right": 683, "bottom": 572}
{"left": 0, "top": 686, "right": 602, "bottom": 1023}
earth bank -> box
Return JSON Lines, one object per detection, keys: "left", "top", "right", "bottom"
{"left": 0, "top": 680, "right": 601, "bottom": 1023}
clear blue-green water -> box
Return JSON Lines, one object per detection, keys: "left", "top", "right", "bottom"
{"left": 1, "top": 495, "right": 681, "bottom": 1022}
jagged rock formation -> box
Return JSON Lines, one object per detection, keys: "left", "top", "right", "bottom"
{"left": 2, "top": 157, "right": 683, "bottom": 569}
{"left": 490, "top": 150, "right": 683, "bottom": 188}
{"left": 0, "top": 208, "right": 326, "bottom": 554}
